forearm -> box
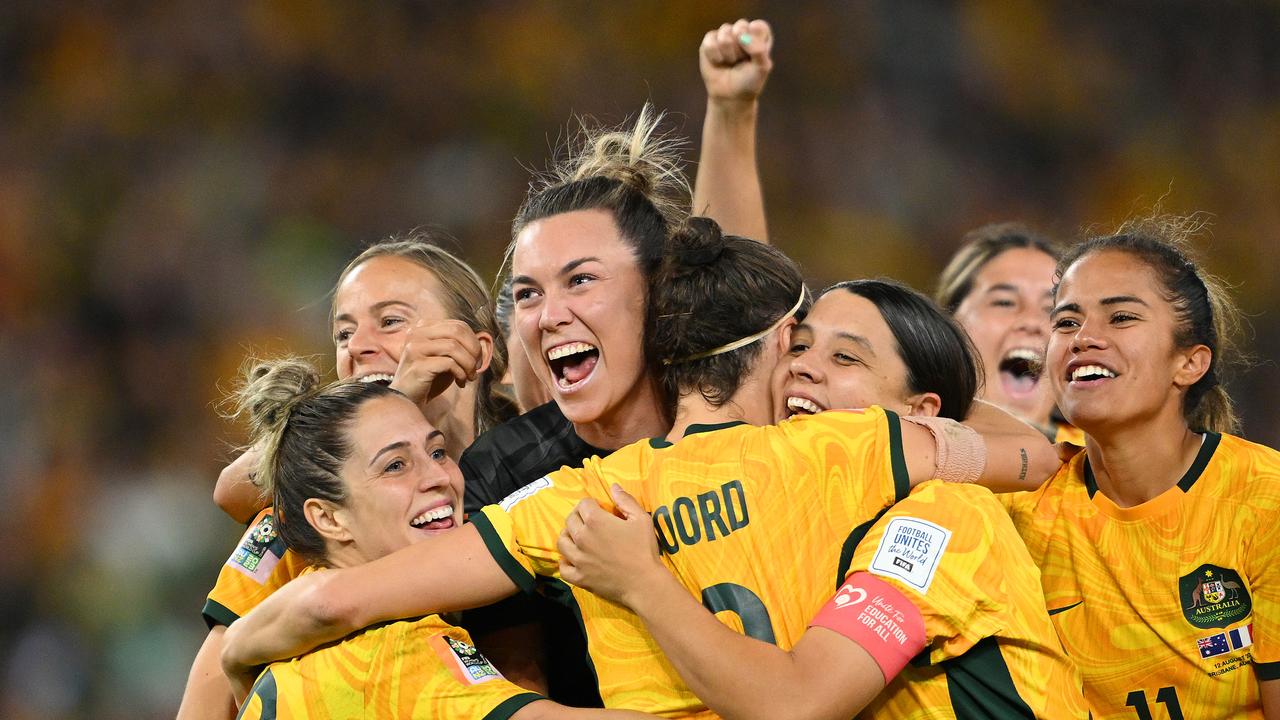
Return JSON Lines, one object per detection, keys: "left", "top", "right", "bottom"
{"left": 177, "top": 627, "right": 238, "bottom": 720}
{"left": 963, "top": 401, "right": 1058, "bottom": 492}
{"left": 624, "top": 570, "right": 828, "bottom": 720}
{"left": 221, "top": 572, "right": 352, "bottom": 676}
{"left": 515, "top": 702, "right": 655, "bottom": 720}
{"left": 213, "top": 450, "right": 266, "bottom": 523}
{"left": 693, "top": 99, "right": 767, "bottom": 242}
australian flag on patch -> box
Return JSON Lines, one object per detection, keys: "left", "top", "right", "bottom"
{"left": 1198, "top": 633, "right": 1231, "bottom": 659}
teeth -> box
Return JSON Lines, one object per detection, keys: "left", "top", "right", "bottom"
{"left": 787, "top": 396, "right": 821, "bottom": 414}
{"left": 359, "top": 373, "right": 394, "bottom": 384}
{"left": 547, "top": 342, "right": 597, "bottom": 361}
{"left": 1071, "top": 365, "right": 1116, "bottom": 381}
{"left": 557, "top": 376, "right": 573, "bottom": 389}
{"left": 1004, "top": 348, "right": 1043, "bottom": 364}
{"left": 411, "top": 505, "right": 454, "bottom": 528}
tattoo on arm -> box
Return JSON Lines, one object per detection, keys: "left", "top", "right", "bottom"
{"left": 1018, "top": 448, "right": 1029, "bottom": 483}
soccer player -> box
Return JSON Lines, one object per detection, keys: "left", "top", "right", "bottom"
{"left": 221, "top": 357, "right": 651, "bottom": 719}
{"left": 555, "top": 278, "right": 1088, "bottom": 719}
{"left": 1005, "top": 216, "right": 1280, "bottom": 717}
{"left": 178, "top": 235, "right": 506, "bottom": 720}
{"left": 219, "top": 219, "right": 1069, "bottom": 716}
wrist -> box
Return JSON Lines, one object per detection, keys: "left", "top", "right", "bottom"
{"left": 706, "top": 96, "right": 760, "bottom": 123}
{"left": 621, "top": 558, "right": 674, "bottom": 614}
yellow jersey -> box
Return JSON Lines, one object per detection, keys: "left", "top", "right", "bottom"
{"left": 204, "top": 507, "right": 310, "bottom": 628}
{"left": 1006, "top": 432, "right": 1280, "bottom": 718}
{"left": 236, "top": 571, "right": 541, "bottom": 719}
{"left": 473, "top": 408, "right": 910, "bottom": 716}
{"left": 847, "top": 481, "right": 1086, "bottom": 719}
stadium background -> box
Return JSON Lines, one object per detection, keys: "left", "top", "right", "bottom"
{"left": 2, "top": 1, "right": 1278, "bottom": 717}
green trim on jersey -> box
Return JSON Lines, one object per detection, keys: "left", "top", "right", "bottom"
{"left": 649, "top": 419, "right": 749, "bottom": 449}
{"left": 202, "top": 598, "right": 238, "bottom": 630}
{"left": 1256, "top": 659, "right": 1280, "bottom": 681}
{"left": 835, "top": 506, "right": 891, "bottom": 590}
{"left": 940, "top": 635, "right": 1035, "bottom": 719}
{"left": 540, "top": 578, "right": 604, "bottom": 700}
{"left": 471, "top": 511, "right": 537, "bottom": 594}
{"left": 236, "top": 668, "right": 278, "bottom": 720}
{"left": 482, "top": 692, "right": 544, "bottom": 720}
{"left": 884, "top": 409, "right": 911, "bottom": 501}
{"left": 1083, "top": 431, "right": 1221, "bottom": 498}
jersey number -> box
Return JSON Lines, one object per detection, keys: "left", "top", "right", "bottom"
{"left": 1125, "top": 686, "right": 1183, "bottom": 720}
{"left": 701, "top": 583, "right": 776, "bottom": 644}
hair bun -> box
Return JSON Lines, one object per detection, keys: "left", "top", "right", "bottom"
{"left": 232, "top": 357, "right": 323, "bottom": 436}
{"left": 670, "top": 217, "right": 727, "bottom": 268}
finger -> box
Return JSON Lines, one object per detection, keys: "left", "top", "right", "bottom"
{"left": 559, "top": 556, "right": 581, "bottom": 585}
{"left": 715, "top": 23, "right": 748, "bottom": 64}
{"left": 744, "top": 19, "right": 774, "bottom": 59}
{"left": 705, "top": 24, "right": 733, "bottom": 66}
{"left": 610, "top": 484, "right": 647, "bottom": 520}
{"left": 564, "top": 505, "right": 587, "bottom": 542}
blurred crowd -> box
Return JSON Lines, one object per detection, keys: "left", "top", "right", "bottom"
{"left": 2, "top": 1, "right": 1278, "bottom": 717}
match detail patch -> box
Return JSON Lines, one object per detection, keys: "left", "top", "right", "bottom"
{"left": 810, "top": 572, "right": 926, "bottom": 681}
{"left": 499, "top": 477, "right": 553, "bottom": 512}
{"left": 1197, "top": 623, "right": 1253, "bottom": 659}
{"left": 867, "top": 516, "right": 951, "bottom": 594}
{"left": 430, "top": 635, "right": 503, "bottom": 685}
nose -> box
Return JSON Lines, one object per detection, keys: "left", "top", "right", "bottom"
{"left": 348, "top": 322, "right": 381, "bottom": 358}
{"left": 418, "top": 454, "right": 457, "bottom": 494}
{"left": 1014, "top": 300, "right": 1048, "bottom": 337}
{"left": 1069, "top": 317, "right": 1106, "bottom": 354}
{"left": 538, "top": 291, "right": 573, "bottom": 332}
{"left": 789, "top": 350, "right": 824, "bottom": 384}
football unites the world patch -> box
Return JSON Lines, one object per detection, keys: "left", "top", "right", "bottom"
{"left": 867, "top": 517, "right": 952, "bottom": 594}
{"left": 1197, "top": 624, "right": 1253, "bottom": 659}
{"left": 430, "top": 635, "right": 503, "bottom": 685}
{"left": 1178, "top": 564, "right": 1251, "bottom": 630}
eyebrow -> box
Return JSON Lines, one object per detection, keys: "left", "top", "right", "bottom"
{"left": 335, "top": 300, "right": 416, "bottom": 324}
{"left": 369, "top": 440, "right": 410, "bottom": 468}
{"left": 1051, "top": 295, "right": 1149, "bottom": 317}
{"left": 510, "top": 257, "right": 603, "bottom": 288}
{"left": 985, "top": 283, "right": 1019, "bottom": 294}
{"left": 836, "top": 332, "right": 876, "bottom": 356}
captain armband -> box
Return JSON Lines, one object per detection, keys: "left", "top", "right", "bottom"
{"left": 899, "top": 415, "right": 986, "bottom": 484}
{"left": 809, "top": 572, "right": 926, "bottom": 682}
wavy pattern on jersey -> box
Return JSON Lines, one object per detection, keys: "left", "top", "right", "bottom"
{"left": 482, "top": 408, "right": 903, "bottom": 716}
{"left": 857, "top": 482, "right": 1087, "bottom": 719}
{"left": 1007, "top": 433, "right": 1280, "bottom": 719}
{"left": 236, "top": 615, "right": 537, "bottom": 719}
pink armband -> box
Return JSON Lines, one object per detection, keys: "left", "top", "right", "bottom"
{"left": 899, "top": 415, "right": 986, "bottom": 484}
{"left": 809, "top": 572, "right": 926, "bottom": 682}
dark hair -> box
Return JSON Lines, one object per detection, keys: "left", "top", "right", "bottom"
{"left": 651, "top": 217, "right": 807, "bottom": 406}
{"left": 334, "top": 231, "right": 517, "bottom": 435}
{"left": 823, "top": 279, "right": 980, "bottom": 421}
{"left": 1055, "top": 215, "right": 1241, "bottom": 433}
{"left": 231, "top": 357, "right": 399, "bottom": 566}
{"left": 936, "top": 222, "right": 1059, "bottom": 313}
{"left": 505, "top": 104, "right": 690, "bottom": 303}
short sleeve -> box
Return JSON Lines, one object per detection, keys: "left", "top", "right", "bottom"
{"left": 203, "top": 507, "right": 309, "bottom": 628}
{"left": 785, "top": 407, "right": 910, "bottom": 506}
{"left": 1246, "top": 483, "right": 1280, "bottom": 677}
{"left": 846, "top": 481, "right": 1008, "bottom": 664}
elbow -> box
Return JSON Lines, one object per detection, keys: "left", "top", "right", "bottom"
{"left": 301, "top": 571, "right": 362, "bottom": 636}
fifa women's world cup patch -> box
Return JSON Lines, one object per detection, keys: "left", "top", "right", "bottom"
{"left": 229, "top": 512, "right": 286, "bottom": 583}
{"left": 867, "top": 517, "right": 952, "bottom": 594}
{"left": 1179, "top": 564, "right": 1251, "bottom": 630}
{"left": 430, "top": 634, "right": 504, "bottom": 685}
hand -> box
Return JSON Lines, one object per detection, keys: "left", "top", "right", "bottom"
{"left": 220, "top": 619, "right": 261, "bottom": 707}
{"left": 700, "top": 19, "right": 773, "bottom": 104}
{"left": 558, "top": 485, "right": 664, "bottom": 608}
{"left": 390, "top": 319, "right": 485, "bottom": 406}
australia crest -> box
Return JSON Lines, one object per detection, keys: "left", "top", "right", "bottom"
{"left": 1179, "top": 564, "right": 1251, "bottom": 630}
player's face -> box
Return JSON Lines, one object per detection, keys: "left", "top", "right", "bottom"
{"left": 772, "top": 291, "right": 916, "bottom": 420}
{"left": 511, "top": 208, "right": 651, "bottom": 427}
{"left": 953, "top": 247, "right": 1057, "bottom": 425}
{"left": 333, "top": 256, "right": 461, "bottom": 413}
{"left": 1047, "top": 250, "right": 1197, "bottom": 434}
{"left": 337, "top": 394, "right": 464, "bottom": 564}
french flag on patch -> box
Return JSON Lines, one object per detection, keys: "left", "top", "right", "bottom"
{"left": 1229, "top": 624, "right": 1254, "bottom": 650}
{"left": 1198, "top": 633, "right": 1230, "bottom": 659}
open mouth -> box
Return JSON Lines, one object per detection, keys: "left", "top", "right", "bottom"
{"left": 1068, "top": 364, "right": 1117, "bottom": 384}
{"left": 546, "top": 342, "right": 599, "bottom": 391}
{"left": 358, "top": 373, "right": 394, "bottom": 386}
{"left": 410, "top": 504, "right": 456, "bottom": 532}
{"left": 998, "top": 348, "right": 1043, "bottom": 397}
{"left": 784, "top": 395, "right": 825, "bottom": 418}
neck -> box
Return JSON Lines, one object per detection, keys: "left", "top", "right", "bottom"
{"left": 667, "top": 365, "right": 774, "bottom": 442}
{"left": 323, "top": 544, "right": 364, "bottom": 570}
{"left": 574, "top": 375, "right": 670, "bottom": 450}
{"left": 1085, "top": 409, "right": 1202, "bottom": 507}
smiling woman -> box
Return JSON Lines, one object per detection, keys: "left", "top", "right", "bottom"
{"left": 1005, "top": 215, "right": 1280, "bottom": 718}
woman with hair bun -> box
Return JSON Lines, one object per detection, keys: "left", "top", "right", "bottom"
{"left": 220, "top": 217, "right": 1070, "bottom": 717}
{"left": 1005, "top": 215, "right": 1280, "bottom": 717}
{"left": 218, "top": 357, "right": 652, "bottom": 720}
